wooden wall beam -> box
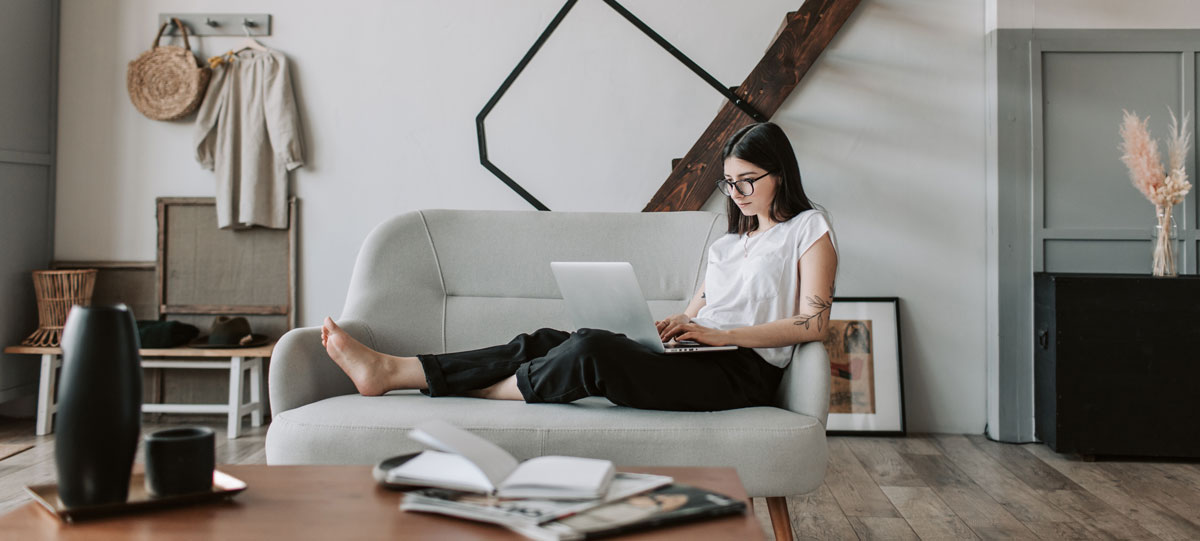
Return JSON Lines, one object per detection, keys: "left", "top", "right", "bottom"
{"left": 643, "top": 0, "right": 861, "bottom": 212}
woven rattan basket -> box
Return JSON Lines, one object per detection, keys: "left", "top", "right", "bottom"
{"left": 22, "top": 270, "right": 98, "bottom": 347}
{"left": 127, "top": 18, "right": 211, "bottom": 121}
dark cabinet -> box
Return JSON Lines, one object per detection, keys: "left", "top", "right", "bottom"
{"left": 1035, "top": 273, "right": 1200, "bottom": 458}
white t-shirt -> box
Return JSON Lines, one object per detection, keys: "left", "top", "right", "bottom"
{"left": 692, "top": 209, "right": 836, "bottom": 368}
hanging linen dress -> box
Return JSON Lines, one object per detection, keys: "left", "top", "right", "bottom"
{"left": 194, "top": 49, "right": 304, "bottom": 229}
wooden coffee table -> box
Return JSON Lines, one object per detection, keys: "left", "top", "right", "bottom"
{"left": 0, "top": 465, "right": 764, "bottom": 539}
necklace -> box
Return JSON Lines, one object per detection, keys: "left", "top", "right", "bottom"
{"left": 743, "top": 223, "right": 776, "bottom": 257}
{"left": 739, "top": 224, "right": 777, "bottom": 257}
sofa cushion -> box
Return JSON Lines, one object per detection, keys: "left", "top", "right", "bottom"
{"left": 266, "top": 391, "right": 828, "bottom": 497}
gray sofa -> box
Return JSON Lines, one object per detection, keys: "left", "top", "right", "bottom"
{"left": 266, "top": 209, "right": 829, "bottom": 531}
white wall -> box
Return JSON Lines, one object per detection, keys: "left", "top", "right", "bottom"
{"left": 989, "top": 0, "right": 1200, "bottom": 30}
{"left": 57, "top": 0, "right": 988, "bottom": 434}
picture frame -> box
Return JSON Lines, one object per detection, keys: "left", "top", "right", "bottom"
{"left": 821, "top": 297, "right": 905, "bottom": 436}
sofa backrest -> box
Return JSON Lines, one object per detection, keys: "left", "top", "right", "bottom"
{"left": 341, "top": 209, "right": 726, "bottom": 356}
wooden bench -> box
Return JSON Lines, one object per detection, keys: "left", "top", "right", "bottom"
{"left": 3, "top": 343, "right": 273, "bottom": 439}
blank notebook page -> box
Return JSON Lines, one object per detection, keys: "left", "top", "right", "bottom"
{"left": 499, "top": 456, "right": 612, "bottom": 491}
{"left": 388, "top": 450, "right": 493, "bottom": 492}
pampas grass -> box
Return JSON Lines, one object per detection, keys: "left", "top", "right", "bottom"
{"left": 1119, "top": 108, "right": 1192, "bottom": 276}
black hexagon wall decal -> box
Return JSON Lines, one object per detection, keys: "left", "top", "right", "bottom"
{"left": 475, "top": 0, "right": 765, "bottom": 211}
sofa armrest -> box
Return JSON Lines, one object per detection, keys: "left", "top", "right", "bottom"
{"left": 773, "top": 341, "right": 831, "bottom": 426}
{"left": 268, "top": 320, "right": 376, "bottom": 414}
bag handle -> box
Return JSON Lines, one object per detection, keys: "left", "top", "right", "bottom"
{"left": 152, "top": 18, "right": 192, "bottom": 51}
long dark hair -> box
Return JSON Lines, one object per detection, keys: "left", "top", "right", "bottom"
{"left": 721, "top": 122, "right": 815, "bottom": 235}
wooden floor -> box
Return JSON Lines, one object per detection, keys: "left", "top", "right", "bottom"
{"left": 2, "top": 417, "right": 1198, "bottom": 540}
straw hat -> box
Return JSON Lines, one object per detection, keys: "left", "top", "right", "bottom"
{"left": 188, "top": 316, "right": 269, "bottom": 349}
{"left": 127, "top": 18, "right": 211, "bottom": 121}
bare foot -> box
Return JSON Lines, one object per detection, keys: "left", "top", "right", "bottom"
{"left": 322, "top": 317, "right": 395, "bottom": 396}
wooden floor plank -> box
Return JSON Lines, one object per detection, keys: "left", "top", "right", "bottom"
{"left": 932, "top": 435, "right": 1072, "bottom": 523}
{"left": 1154, "top": 462, "right": 1200, "bottom": 492}
{"left": 787, "top": 482, "right": 860, "bottom": 540}
{"left": 967, "top": 435, "right": 1081, "bottom": 492}
{"left": 902, "top": 453, "right": 1038, "bottom": 540}
{"left": 900, "top": 453, "right": 975, "bottom": 488}
{"left": 236, "top": 447, "right": 268, "bottom": 466}
{"left": 848, "top": 516, "right": 919, "bottom": 540}
{"left": 219, "top": 428, "right": 268, "bottom": 464}
{"left": 0, "top": 437, "right": 57, "bottom": 516}
{"left": 881, "top": 486, "right": 978, "bottom": 540}
{"left": 1099, "top": 462, "right": 1200, "bottom": 530}
{"left": 846, "top": 437, "right": 926, "bottom": 488}
{"left": 0, "top": 435, "right": 54, "bottom": 484}
{"left": 825, "top": 438, "right": 902, "bottom": 518}
{"left": 888, "top": 436, "right": 942, "bottom": 456}
{"left": 1026, "top": 444, "right": 1200, "bottom": 540}
{"left": 1042, "top": 489, "right": 1157, "bottom": 540}
{"left": 1024, "top": 520, "right": 1100, "bottom": 540}
{"left": 907, "top": 516, "right": 980, "bottom": 540}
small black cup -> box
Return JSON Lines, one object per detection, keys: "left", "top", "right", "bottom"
{"left": 144, "top": 426, "right": 215, "bottom": 497}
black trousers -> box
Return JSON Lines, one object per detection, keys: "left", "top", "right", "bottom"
{"left": 417, "top": 328, "right": 783, "bottom": 412}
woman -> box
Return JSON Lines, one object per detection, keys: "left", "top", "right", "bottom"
{"left": 322, "top": 122, "right": 837, "bottom": 411}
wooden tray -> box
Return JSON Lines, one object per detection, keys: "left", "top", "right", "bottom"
{"left": 25, "top": 470, "right": 246, "bottom": 523}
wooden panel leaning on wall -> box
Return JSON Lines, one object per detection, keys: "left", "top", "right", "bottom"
{"left": 152, "top": 197, "right": 297, "bottom": 413}
{"left": 644, "top": 0, "right": 861, "bottom": 212}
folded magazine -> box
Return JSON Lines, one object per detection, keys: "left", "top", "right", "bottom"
{"left": 516, "top": 483, "right": 747, "bottom": 541}
{"left": 402, "top": 480, "right": 745, "bottom": 541}
{"left": 399, "top": 472, "right": 672, "bottom": 528}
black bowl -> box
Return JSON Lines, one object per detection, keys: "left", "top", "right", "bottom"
{"left": 143, "top": 426, "right": 215, "bottom": 497}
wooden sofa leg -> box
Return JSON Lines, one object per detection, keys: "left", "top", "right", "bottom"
{"left": 766, "top": 496, "right": 793, "bottom": 540}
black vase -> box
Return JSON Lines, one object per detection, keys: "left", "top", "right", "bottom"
{"left": 55, "top": 304, "right": 143, "bottom": 507}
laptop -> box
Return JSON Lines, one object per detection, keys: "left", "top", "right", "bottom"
{"left": 550, "top": 262, "right": 737, "bottom": 354}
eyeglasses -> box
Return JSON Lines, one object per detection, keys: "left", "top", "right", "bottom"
{"left": 715, "top": 171, "right": 772, "bottom": 197}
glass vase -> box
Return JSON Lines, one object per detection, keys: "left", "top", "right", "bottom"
{"left": 1151, "top": 206, "right": 1178, "bottom": 277}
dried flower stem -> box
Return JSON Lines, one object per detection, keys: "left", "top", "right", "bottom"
{"left": 1153, "top": 207, "right": 1176, "bottom": 277}
{"left": 1119, "top": 108, "right": 1192, "bottom": 277}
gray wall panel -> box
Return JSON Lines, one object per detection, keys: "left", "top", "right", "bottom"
{"left": 1044, "top": 239, "right": 1182, "bottom": 273}
{"left": 0, "top": 0, "right": 54, "bottom": 155}
{"left": 0, "top": 0, "right": 57, "bottom": 411}
{"left": 1042, "top": 52, "right": 1182, "bottom": 230}
{"left": 0, "top": 164, "right": 52, "bottom": 397}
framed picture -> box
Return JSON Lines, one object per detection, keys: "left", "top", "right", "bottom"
{"left": 821, "top": 297, "right": 905, "bottom": 435}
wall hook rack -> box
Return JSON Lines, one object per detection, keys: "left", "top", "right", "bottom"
{"left": 159, "top": 13, "right": 272, "bottom": 37}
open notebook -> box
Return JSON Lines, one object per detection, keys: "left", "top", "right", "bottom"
{"left": 385, "top": 420, "right": 616, "bottom": 500}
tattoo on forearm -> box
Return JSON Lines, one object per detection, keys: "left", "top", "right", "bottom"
{"left": 701, "top": 293, "right": 706, "bottom": 299}
{"left": 793, "top": 288, "right": 834, "bottom": 331}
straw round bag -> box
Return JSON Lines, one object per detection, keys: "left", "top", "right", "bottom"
{"left": 127, "top": 19, "right": 211, "bottom": 121}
